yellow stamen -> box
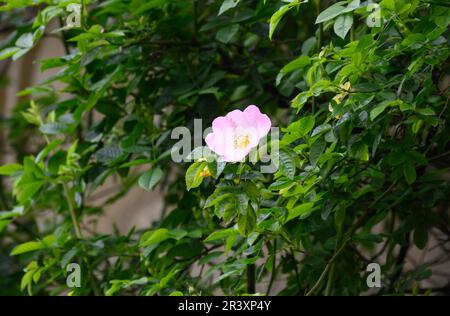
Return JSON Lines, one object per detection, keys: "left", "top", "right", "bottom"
{"left": 234, "top": 135, "right": 250, "bottom": 150}
{"left": 199, "top": 166, "right": 212, "bottom": 178}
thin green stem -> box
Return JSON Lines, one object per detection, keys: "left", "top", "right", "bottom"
{"left": 350, "top": 17, "right": 355, "bottom": 42}
{"left": 89, "top": 268, "right": 101, "bottom": 295}
{"left": 266, "top": 239, "right": 277, "bottom": 295}
{"left": 63, "top": 182, "right": 82, "bottom": 239}
{"left": 325, "top": 229, "right": 342, "bottom": 296}
{"left": 305, "top": 238, "right": 348, "bottom": 296}
{"left": 193, "top": 0, "right": 199, "bottom": 41}
{"left": 289, "top": 249, "right": 302, "bottom": 294}
{"left": 81, "top": 0, "right": 88, "bottom": 30}
{"left": 315, "top": 0, "right": 323, "bottom": 52}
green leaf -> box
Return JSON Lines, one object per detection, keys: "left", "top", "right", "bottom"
{"left": 11, "top": 235, "right": 55, "bottom": 255}
{"left": 406, "top": 150, "right": 427, "bottom": 165}
{"left": 0, "top": 163, "right": 23, "bottom": 175}
{"left": 416, "top": 108, "right": 435, "bottom": 116}
{"left": 403, "top": 163, "right": 416, "bottom": 184}
{"left": 205, "top": 190, "right": 233, "bottom": 208}
{"left": 0, "top": 206, "right": 24, "bottom": 220}
{"left": 140, "top": 228, "right": 170, "bottom": 247}
{"left": 282, "top": 115, "right": 315, "bottom": 143}
{"left": 60, "top": 248, "right": 78, "bottom": 269}
{"left": 291, "top": 91, "right": 310, "bottom": 111}
{"left": 185, "top": 161, "right": 207, "bottom": 191}
{"left": 237, "top": 206, "right": 256, "bottom": 236}
{"left": 216, "top": 24, "right": 239, "bottom": 43}
{"left": 380, "top": 0, "right": 395, "bottom": 10}
{"left": 0, "top": 219, "right": 11, "bottom": 233}
{"left": 218, "top": 0, "right": 240, "bottom": 15}
{"left": 15, "top": 33, "right": 33, "bottom": 48}
{"left": 168, "top": 229, "right": 188, "bottom": 240}
{"left": 131, "top": 0, "right": 167, "bottom": 15}
{"left": 387, "top": 151, "right": 406, "bottom": 166}
{"left": 39, "top": 122, "right": 67, "bottom": 135}
{"left": 216, "top": 200, "right": 237, "bottom": 222}
{"left": 334, "top": 13, "right": 353, "bottom": 39}
{"left": 225, "top": 234, "right": 236, "bottom": 255}
{"left": 279, "top": 149, "right": 296, "bottom": 179}
{"left": 413, "top": 226, "right": 428, "bottom": 249}
{"left": 316, "top": 4, "right": 346, "bottom": 24}
{"left": 286, "top": 202, "right": 314, "bottom": 222}
{"left": 235, "top": 193, "right": 249, "bottom": 214}
{"left": 269, "top": 1, "right": 304, "bottom": 40}
{"left": 138, "top": 167, "right": 163, "bottom": 191}
{"left": 269, "top": 5, "right": 290, "bottom": 40}
{"left": 343, "top": 0, "right": 360, "bottom": 13}
{"left": 21, "top": 270, "right": 35, "bottom": 292}
{"left": 16, "top": 181, "right": 45, "bottom": 204}
{"left": 95, "top": 145, "right": 122, "bottom": 164}
{"left": 0, "top": 47, "right": 20, "bottom": 61}
{"left": 35, "top": 139, "right": 63, "bottom": 163}
{"left": 350, "top": 142, "right": 369, "bottom": 161}
{"left": 204, "top": 228, "right": 236, "bottom": 242}
{"left": 208, "top": 159, "right": 226, "bottom": 179}
{"left": 269, "top": 180, "right": 294, "bottom": 191}
{"left": 310, "top": 137, "right": 325, "bottom": 166}
{"left": 120, "top": 158, "right": 152, "bottom": 168}
{"left": 370, "top": 101, "right": 390, "bottom": 121}
{"left": 280, "top": 55, "right": 310, "bottom": 74}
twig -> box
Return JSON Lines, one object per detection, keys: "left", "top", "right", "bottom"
{"left": 387, "top": 233, "right": 410, "bottom": 292}
{"left": 266, "top": 239, "right": 277, "bottom": 296}
{"left": 429, "top": 150, "right": 450, "bottom": 162}
{"left": 289, "top": 249, "right": 302, "bottom": 295}
{"left": 63, "top": 182, "right": 82, "bottom": 239}
{"left": 325, "top": 229, "right": 343, "bottom": 296}
{"left": 315, "top": 0, "right": 323, "bottom": 52}
{"left": 305, "top": 241, "right": 347, "bottom": 296}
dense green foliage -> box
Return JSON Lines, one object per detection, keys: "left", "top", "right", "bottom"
{"left": 0, "top": 0, "right": 449, "bottom": 296}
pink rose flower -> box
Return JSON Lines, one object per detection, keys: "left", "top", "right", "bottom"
{"left": 205, "top": 105, "right": 271, "bottom": 162}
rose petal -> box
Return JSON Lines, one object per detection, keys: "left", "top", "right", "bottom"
{"left": 243, "top": 105, "right": 271, "bottom": 139}
{"left": 212, "top": 116, "right": 235, "bottom": 132}
{"left": 226, "top": 109, "right": 249, "bottom": 128}
{"left": 205, "top": 132, "right": 226, "bottom": 156}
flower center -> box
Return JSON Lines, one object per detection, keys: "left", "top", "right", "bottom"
{"left": 234, "top": 134, "right": 250, "bottom": 150}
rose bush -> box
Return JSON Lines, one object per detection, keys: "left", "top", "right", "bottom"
{"left": 0, "top": 0, "right": 449, "bottom": 296}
